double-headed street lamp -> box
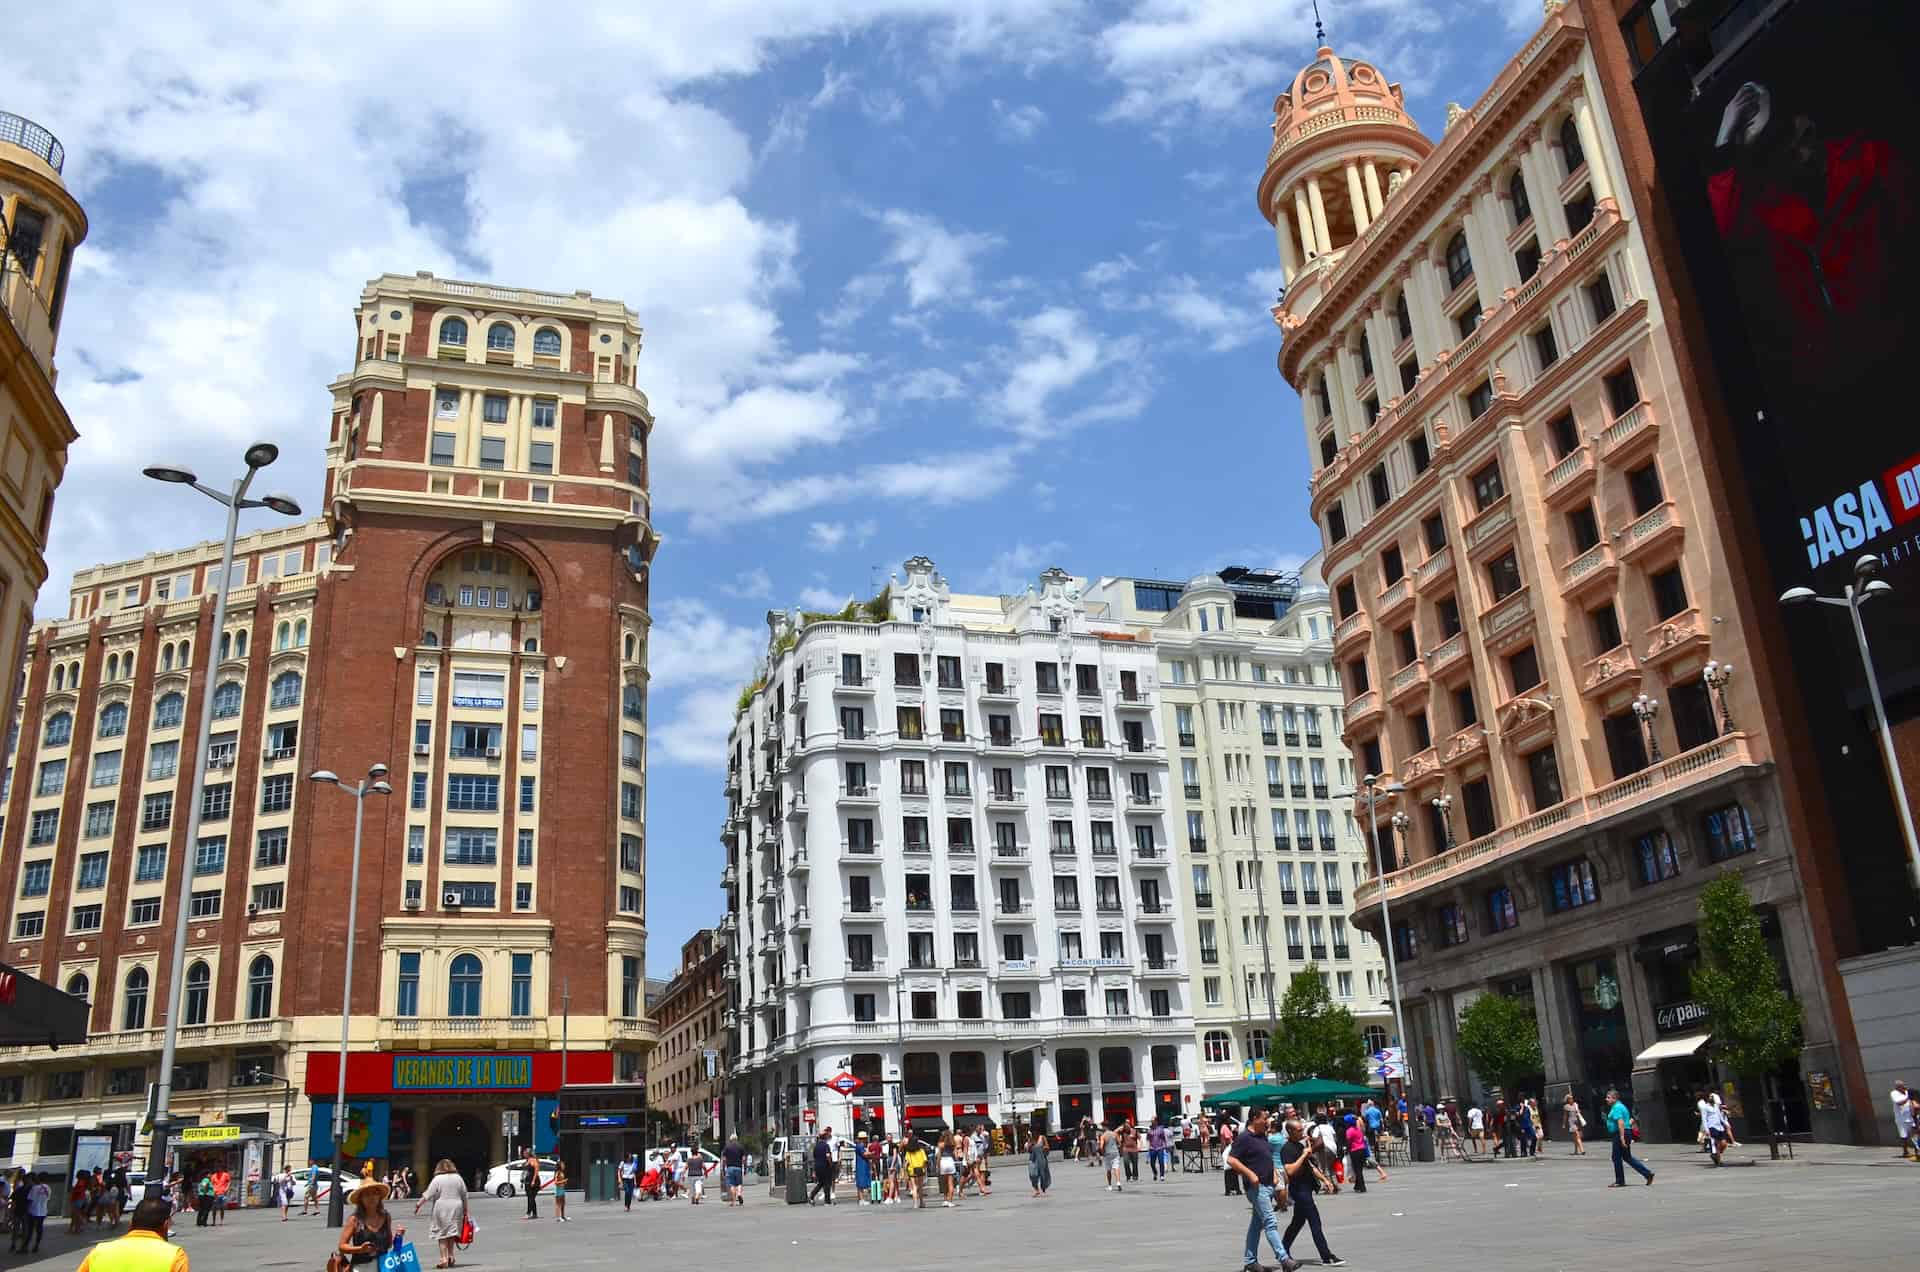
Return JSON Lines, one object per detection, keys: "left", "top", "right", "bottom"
{"left": 1631, "top": 693, "right": 1662, "bottom": 763}
{"left": 309, "top": 763, "right": 392, "bottom": 1225}
{"left": 1702, "top": 659, "right": 1736, "bottom": 734}
{"left": 1430, "top": 794, "right": 1455, "bottom": 852}
{"left": 1345, "top": 776, "right": 1414, "bottom": 1099}
{"left": 141, "top": 445, "right": 301, "bottom": 1197}
{"left": 1781, "top": 553, "right": 1920, "bottom": 892}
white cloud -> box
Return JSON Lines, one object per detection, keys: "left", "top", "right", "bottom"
{"left": 646, "top": 598, "right": 767, "bottom": 765}
{"left": 991, "top": 99, "right": 1048, "bottom": 140}
{"left": 878, "top": 209, "right": 1003, "bottom": 308}
{"left": 720, "top": 567, "right": 774, "bottom": 599}
{"left": 977, "top": 539, "right": 1067, "bottom": 594}
{"left": 1081, "top": 255, "right": 1137, "bottom": 288}
{"left": 890, "top": 367, "right": 966, "bottom": 402}
{"left": 995, "top": 307, "right": 1148, "bottom": 439}
{"left": 797, "top": 585, "right": 851, "bottom": 610}
{"left": 808, "top": 522, "right": 851, "bottom": 550}
{"left": 1155, "top": 274, "right": 1262, "bottom": 352}
{"left": 1183, "top": 167, "right": 1230, "bottom": 190}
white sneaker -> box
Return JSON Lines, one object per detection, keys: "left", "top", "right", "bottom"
{"left": 942, "top": 1200, "right": 953, "bottom": 1208}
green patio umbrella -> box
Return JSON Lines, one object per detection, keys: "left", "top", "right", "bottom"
{"left": 1198, "top": 1083, "right": 1289, "bottom": 1110}
{"left": 1266, "top": 1077, "right": 1380, "bottom": 1102}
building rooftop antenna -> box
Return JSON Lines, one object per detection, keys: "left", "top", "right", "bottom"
{"left": 1312, "top": 0, "right": 1326, "bottom": 45}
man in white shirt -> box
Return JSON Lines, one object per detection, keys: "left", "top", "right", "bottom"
{"left": 1696, "top": 1089, "right": 1731, "bottom": 1165}
{"left": 1466, "top": 1105, "right": 1485, "bottom": 1155}
{"left": 1892, "top": 1081, "right": 1918, "bottom": 1160}
{"left": 1309, "top": 1116, "right": 1341, "bottom": 1193}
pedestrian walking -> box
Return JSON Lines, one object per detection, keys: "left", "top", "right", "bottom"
{"left": 1146, "top": 1119, "right": 1170, "bottom": 1180}
{"left": 552, "top": 1160, "right": 570, "bottom": 1220}
{"left": 618, "top": 1152, "right": 637, "bottom": 1211}
{"left": 303, "top": 1161, "right": 321, "bottom": 1215}
{"left": 1100, "top": 1123, "right": 1123, "bottom": 1192}
{"left": 1466, "top": 1104, "right": 1485, "bottom": 1155}
{"left": 520, "top": 1148, "right": 541, "bottom": 1220}
{"left": 1563, "top": 1092, "right": 1587, "bottom": 1155}
{"left": 853, "top": 1135, "right": 873, "bottom": 1205}
{"left": 22, "top": 1174, "right": 48, "bottom": 1252}
{"left": 274, "top": 1166, "right": 294, "bottom": 1221}
{"left": 1893, "top": 1081, "right": 1920, "bottom": 1160}
{"left": 1696, "top": 1089, "right": 1732, "bottom": 1166}
{"left": 903, "top": 1136, "right": 927, "bottom": 1208}
{"left": 209, "top": 1167, "right": 229, "bottom": 1226}
{"left": 722, "top": 1136, "right": 747, "bottom": 1206}
{"left": 1517, "top": 1096, "right": 1538, "bottom": 1158}
{"left": 1224, "top": 1109, "right": 1299, "bottom": 1272}
{"left": 1027, "top": 1130, "right": 1052, "bottom": 1197}
{"left": 75, "top": 1198, "right": 187, "bottom": 1272}
{"left": 1603, "top": 1088, "right": 1655, "bottom": 1188}
{"left": 1309, "top": 1115, "right": 1340, "bottom": 1194}
{"left": 1341, "top": 1117, "right": 1370, "bottom": 1194}
{"left": 1277, "top": 1119, "right": 1344, "bottom": 1266}
{"left": 973, "top": 1127, "right": 993, "bottom": 1196}
{"left": 1220, "top": 1117, "right": 1242, "bottom": 1196}
{"left": 1361, "top": 1099, "right": 1384, "bottom": 1158}
{"left": 412, "top": 1158, "right": 469, "bottom": 1270}
{"left": 337, "top": 1179, "right": 401, "bottom": 1267}
{"left": 1121, "top": 1121, "right": 1141, "bottom": 1183}
{"left": 810, "top": 1128, "right": 838, "bottom": 1205}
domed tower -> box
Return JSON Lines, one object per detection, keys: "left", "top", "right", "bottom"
{"left": 1, "top": 111, "right": 87, "bottom": 376}
{"left": 1256, "top": 47, "right": 1429, "bottom": 320}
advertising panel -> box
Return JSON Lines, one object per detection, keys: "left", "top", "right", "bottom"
{"left": 1632, "top": 0, "right": 1920, "bottom": 949}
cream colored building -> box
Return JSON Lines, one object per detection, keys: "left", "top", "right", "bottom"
{"left": 1085, "top": 563, "right": 1392, "bottom": 1090}
{"left": 0, "top": 111, "right": 85, "bottom": 685}
{"left": 1248, "top": 5, "right": 1853, "bottom": 1139}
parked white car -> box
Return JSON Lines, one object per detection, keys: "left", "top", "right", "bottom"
{"left": 483, "top": 1158, "right": 557, "bottom": 1198}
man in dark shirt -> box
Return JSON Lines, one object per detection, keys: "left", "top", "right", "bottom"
{"left": 1224, "top": 1108, "right": 1298, "bottom": 1272}
{"left": 809, "top": 1128, "right": 838, "bottom": 1204}
{"left": 721, "top": 1135, "right": 747, "bottom": 1206}
{"left": 1278, "top": 1118, "right": 1344, "bottom": 1266}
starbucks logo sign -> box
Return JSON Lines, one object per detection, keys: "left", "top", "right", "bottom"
{"left": 1592, "top": 975, "right": 1621, "bottom": 1011}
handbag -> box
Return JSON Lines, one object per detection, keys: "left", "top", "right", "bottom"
{"left": 378, "top": 1235, "right": 420, "bottom": 1272}
{"left": 459, "top": 1216, "right": 475, "bottom": 1248}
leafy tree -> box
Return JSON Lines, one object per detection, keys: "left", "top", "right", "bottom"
{"left": 1691, "top": 870, "right": 1802, "bottom": 1091}
{"left": 1455, "top": 991, "right": 1543, "bottom": 1098}
{"left": 1267, "top": 966, "right": 1368, "bottom": 1083}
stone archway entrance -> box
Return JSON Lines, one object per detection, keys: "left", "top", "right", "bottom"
{"left": 427, "top": 1112, "right": 492, "bottom": 1189}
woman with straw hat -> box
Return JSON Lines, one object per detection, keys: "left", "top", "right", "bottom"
{"left": 336, "top": 1178, "right": 402, "bottom": 1268}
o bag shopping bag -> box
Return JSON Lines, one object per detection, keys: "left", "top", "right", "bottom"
{"left": 378, "top": 1236, "right": 420, "bottom": 1272}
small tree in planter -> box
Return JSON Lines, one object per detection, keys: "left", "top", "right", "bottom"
{"left": 1455, "top": 991, "right": 1544, "bottom": 1121}
{"left": 1267, "top": 966, "right": 1369, "bottom": 1083}
{"left": 1691, "top": 870, "right": 1803, "bottom": 1135}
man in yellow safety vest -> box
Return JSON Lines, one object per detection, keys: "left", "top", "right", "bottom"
{"left": 74, "top": 1198, "right": 188, "bottom": 1272}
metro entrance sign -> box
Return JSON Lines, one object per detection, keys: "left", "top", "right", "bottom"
{"left": 825, "top": 1072, "right": 864, "bottom": 1096}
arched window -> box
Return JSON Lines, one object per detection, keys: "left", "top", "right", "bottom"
{"left": 448, "top": 954, "right": 483, "bottom": 1017}
{"left": 270, "top": 671, "right": 303, "bottom": 710}
{"left": 1362, "top": 1025, "right": 1389, "bottom": 1055}
{"left": 124, "top": 966, "right": 150, "bottom": 1030}
{"left": 532, "top": 327, "right": 562, "bottom": 356}
{"left": 1559, "top": 115, "right": 1585, "bottom": 176}
{"left": 622, "top": 685, "right": 643, "bottom": 721}
{"left": 1507, "top": 169, "right": 1531, "bottom": 226}
{"left": 106, "top": 653, "right": 119, "bottom": 681}
{"left": 154, "top": 692, "right": 185, "bottom": 729}
{"left": 44, "top": 711, "right": 72, "bottom": 745}
{"left": 295, "top": 620, "right": 308, "bottom": 646}
{"left": 1203, "top": 1030, "right": 1232, "bottom": 1064}
{"left": 234, "top": 630, "right": 248, "bottom": 658}
{"left": 276, "top": 622, "right": 290, "bottom": 651}
{"left": 99, "top": 702, "right": 128, "bottom": 738}
{"left": 184, "top": 961, "right": 210, "bottom": 1026}
{"left": 1247, "top": 1029, "right": 1270, "bottom": 1061}
{"left": 52, "top": 664, "right": 65, "bottom": 692}
{"left": 219, "top": 633, "right": 230, "bottom": 661}
{"left": 486, "top": 322, "right": 516, "bottom": 352}
{"left": 622, "top": 633, "right": 636, "bottom": 661}
{"left": 247, "top": 955, "right": 275, "bottom": 1020}
{"left": 161, "top": 643, "right": 175, "bottom": 672}
{"left": 210, "top": 682, "right": 243, "bottom": 719}
{"left": 438, "top": 317, "right": 468, "bottom": 347}
{"left": 66, "top": 972, "right": 89, "bottom": 1002}
{"left": 1444, "top": 231, "right": 1473, "bottom": 290}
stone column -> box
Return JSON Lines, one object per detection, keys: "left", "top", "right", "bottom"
{"left": 1275, "top": 208, "right": 1301, "bottom": 282}
{"left": 1293, "top": 186, "right": 1319, "bottom": 259}
{"left": 1414, "top": 257, "right": 1451, "bottom": 357}
{"left": 1362, "top": 162, "right": 1385, "bottom": 218}
{"left": 1572, "top": 90, "right": 1615, "bottom": 204}
{"left": 1306, "top": 176, "right": 1333, "bottom": 256}
{"left": 1473, "top": 181, "right": 1513, "bottom": 293}
{"left": 1322, "top": 355, "right": 1354, "bottom": 441}
{"left": 1526, "top": 131, "right": 1569, "bottom": 243}
{"left": 1344, "top": 161, "right": 1371, "bottom": 234}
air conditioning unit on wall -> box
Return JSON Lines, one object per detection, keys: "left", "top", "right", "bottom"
{"left": 442, "top": 891, "right": 463, "bottom": 907}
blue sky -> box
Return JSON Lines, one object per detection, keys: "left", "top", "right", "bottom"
{"left": 17, "top": 1, "right": 1539, "bottom": 960}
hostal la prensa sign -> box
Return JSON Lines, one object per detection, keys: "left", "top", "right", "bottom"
{"left": 1653, "top": 999, "right": 1711, "bottom": 1036}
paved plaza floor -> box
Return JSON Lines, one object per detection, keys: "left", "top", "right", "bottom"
{"left": 13, "top": 1140, "right": 1914, "bottom": 1271}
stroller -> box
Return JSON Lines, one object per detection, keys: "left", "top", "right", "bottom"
{"left": 636, "top": 1166, "right": 664, "bottom": 1201}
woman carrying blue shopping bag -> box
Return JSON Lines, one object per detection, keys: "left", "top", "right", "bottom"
{"left": 333, "top": 1179, "right": 407, "bottom": 1270}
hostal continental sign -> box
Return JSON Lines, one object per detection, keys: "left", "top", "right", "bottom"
{"left": 392, "top": 1055, "right": 534, "bottom": 1091}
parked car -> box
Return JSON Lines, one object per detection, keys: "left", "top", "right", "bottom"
{"left": 482, "top": 1158, "right": 557, "bottom": 1198}
{"left": 767, "top": 1135, "right": 855, "bottom": 1164}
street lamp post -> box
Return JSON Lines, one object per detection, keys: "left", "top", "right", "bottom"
{"left": 1389, "top": 811, "right": 1410, "bottom": 874}
{"left": 1431, "top": 794, "right": 1455, "bottom": 853}
{"left": 309, "top": 763, "right": 393, "bottom": 1226}
{"left": 1782, "top": 553, "right": 1920, "bottom": 893}
{"left": 1632, "top": 693, "right": 1662, "bottom": 763}
{"left": 1248, "top": 817, "right": 1281, "bottom": 1067}
{"left": 141, "top": 445, "right": 301, "bottom": 1198}
{"left": 1350, "top": 776, "right": 1413, "bottom": 1100}
{"left": 1702, "top": 659, "right": 1736, "bottom": 735}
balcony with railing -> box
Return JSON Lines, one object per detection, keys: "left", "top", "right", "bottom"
{"left": 1319, "top": 836, "right": 1337, "bottom": 852}
{"left": 1598, "top": 400, "right": 1657, "bottom": 461}
{"left": 1616, "top": 499, "right": 1681, "bottom": 564}
{"left": 1261, "top": 730, "right": 1280, "bottom": 747}
{"left": 1183, "top": 782, "right": 1202, "bottom": 800}
{"left": 1357, "top": 732, "right": 1759, "bottom": 909}
{"left": 1178, "top": 731, "right": 1197, "bottom": 748}
{"left": 1188, "top": 835, "right": 1208, "bottom": 853}
{"left": 1346, "top": 689, "right": 1381, "bottom": 729}
{"left": 1268, "top": 781, "right": 1286, "bottom": 798}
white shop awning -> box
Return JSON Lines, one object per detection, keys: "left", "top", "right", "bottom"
{"left": 1634, "top": 1032, "right": 1711, "bottom": 1064}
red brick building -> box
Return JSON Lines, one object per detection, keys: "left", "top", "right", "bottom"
{"left": 0, "top": 272, "right": 657, "bottom": 1185}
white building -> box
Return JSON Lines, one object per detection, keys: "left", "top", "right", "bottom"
{"left": 722, "top": 557, "right": 1198, "bottom": 1140}
{"left": 1085, "top": 559, "right": 1394, "bottom": 1089}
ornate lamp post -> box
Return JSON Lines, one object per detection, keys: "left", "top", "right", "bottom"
{"left": 1632, "top": 692, "right": 1662, "bottom": 763}
{"left": 1702, "top": 659, "right": 1736, "bottom": 734}
{"left": 1431, "top": 793, "right": 1455, "bottom": 852}
{"left": 1389, "top": 810, "right": 1411, "bottom": 873}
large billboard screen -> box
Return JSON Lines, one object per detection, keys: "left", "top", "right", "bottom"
{"left": 1633, "top": 0, "right": 1920, "bottom": 948}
